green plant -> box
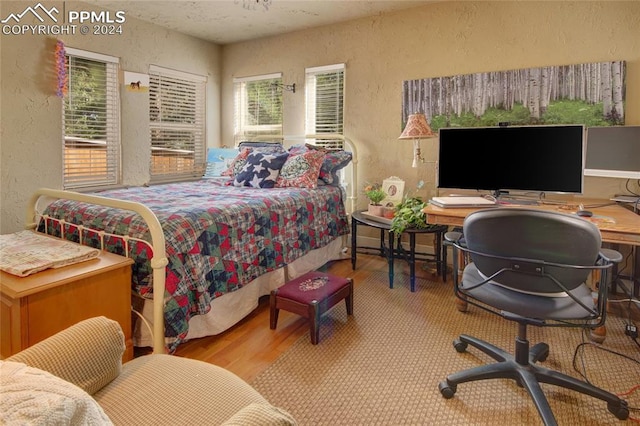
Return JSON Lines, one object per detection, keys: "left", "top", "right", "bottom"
{"left": 363, "top": 183, "right": 386, "bottom": 205}
{"left": 390, "top": 196, "right": 437, "bottom": 236}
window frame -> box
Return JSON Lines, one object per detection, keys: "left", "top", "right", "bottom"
{"left": 305, "top": 63, "right": 345, "bottom": 144}
{"left": 233, "top": 73, "right": 283, "bottom": 144}
{"left": 148, "top": 65, "right": 207, "bottom": 183}
{"left": 62, "top": 47, "right": 120, "bottom": 189}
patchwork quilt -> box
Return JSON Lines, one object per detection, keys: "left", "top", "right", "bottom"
{"left": 39, "top": 179, "right": 349, "bottom": 352}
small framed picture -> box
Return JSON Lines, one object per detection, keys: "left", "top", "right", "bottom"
{"left": 382, "top": 176, "right": 405, "bottom": 207}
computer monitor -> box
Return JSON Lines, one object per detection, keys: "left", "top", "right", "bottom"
{"left": 437, "top": 125, "right": 585, "bottom": 196}
{"left": 584, "top": 126, "right": 640, "bottom": 179}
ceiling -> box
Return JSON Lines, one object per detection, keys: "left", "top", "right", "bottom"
{"left": 83, "top": 0, "right": 434, "bottom": 45}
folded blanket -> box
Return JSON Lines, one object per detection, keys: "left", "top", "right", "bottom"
{"left": 0, "top": 230, "right": 100, "bottom": 277}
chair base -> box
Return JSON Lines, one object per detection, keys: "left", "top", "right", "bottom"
{"left": 439, "top": 334, "right": 629, "bottom": 426}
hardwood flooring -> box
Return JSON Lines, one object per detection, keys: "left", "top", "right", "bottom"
{"left": 173, "top": 253, "right": 439, "bottom": 382}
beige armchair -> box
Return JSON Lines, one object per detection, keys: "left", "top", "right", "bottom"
{"left": 2, "top": 316, "right": 296, "bottom": 425}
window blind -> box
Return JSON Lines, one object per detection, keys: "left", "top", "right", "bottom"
{"left": 305, "top": 63, "right": 345, "bottom": 149}
{"left": 63, "top": 48, "right": 120, "bottom": 189}
{"left": 149, "top": 65, "right": 206, "bottom": 182}
{"left": 233, "top": 73, "right": 283, "bottom": 144}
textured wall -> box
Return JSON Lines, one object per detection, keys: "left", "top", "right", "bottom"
{"left": 221, "top": 1, "right": 640, "bottom": 207}
{"left": 0, "top": 1, "right": 221, "bottom": 233}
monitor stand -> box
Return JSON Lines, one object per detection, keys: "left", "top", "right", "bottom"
{"left": 495, "top": 190, "right": 543, "bottom": 206}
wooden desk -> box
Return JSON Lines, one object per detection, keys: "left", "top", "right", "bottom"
{"left": 424, "top": 202, "right": 640, "bottom": 246}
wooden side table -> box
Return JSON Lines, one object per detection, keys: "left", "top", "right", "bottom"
{"left": 1, "top": 250, "right": 134, "bottom": 361}
{"left": 351, "top": 210, "right": 448, "bottom": 292}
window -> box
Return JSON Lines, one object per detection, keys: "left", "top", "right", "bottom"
{"left": 63, "top": 48, "right": 120, "bottom": 189}
{"left": 233, "top": 73, "right": 283, "bottom": 144}
{"left": 149, "top": 65, "right": 206, "bottom": 182}
{"left": 305, "top": 63, "right": 345, "bottom": 149}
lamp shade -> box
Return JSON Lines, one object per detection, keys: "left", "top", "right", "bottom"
{"left": 399, "top": 113, "right": 436, "bottom": 139}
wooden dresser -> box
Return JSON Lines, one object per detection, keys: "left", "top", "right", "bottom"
{"left": 1, "top": 250, "right": 134, "bottom": 361}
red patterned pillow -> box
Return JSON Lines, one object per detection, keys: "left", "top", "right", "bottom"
{"left": 221, "top": 148, "right": 251, "bottom": 177}
{"left": 276, "top": 150, "right": 326, "bottom": 189}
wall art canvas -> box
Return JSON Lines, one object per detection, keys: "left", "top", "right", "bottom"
{"left": 401, "top": 61, "right": 625, "bottom": 131}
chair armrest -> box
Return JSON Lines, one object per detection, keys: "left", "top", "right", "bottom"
{"left": 444, "top": 231, "right": 462, "bottom": 244}
{"left": 7, "top": 316, "right": 125, "bottom": 395}
{"left": 600, "top": 248, "right": 623, "bottom": 264}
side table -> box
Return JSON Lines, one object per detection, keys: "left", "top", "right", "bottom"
{"left": 351, "top": 210, "right": 448, "bottom": 292}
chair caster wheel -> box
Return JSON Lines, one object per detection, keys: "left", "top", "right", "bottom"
{"left": 453, "top": 339, "right": 467, "bottom": 353}
{"left": 439, "top": 381, "right": 457, "bottom": 399}
{"left": 608, "top": 401, "right": 629, "bottom": 420}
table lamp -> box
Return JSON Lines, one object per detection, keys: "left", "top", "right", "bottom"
{"left": 399, "top": 113, "right": 436, "bottom": 168}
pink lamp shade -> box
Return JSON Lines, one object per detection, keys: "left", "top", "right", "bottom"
{"left": 399, "top": 113, "right": 436, "bottom": 139}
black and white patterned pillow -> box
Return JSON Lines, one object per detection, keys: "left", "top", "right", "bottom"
{"left": 233, "top": 151, "right": 289, "bottom": 188}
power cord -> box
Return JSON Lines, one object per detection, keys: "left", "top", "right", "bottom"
{"left": 571, "top": 329, "right": 640, "bottom": 420}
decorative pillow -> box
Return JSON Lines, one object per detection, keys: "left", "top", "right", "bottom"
{"left": 276, "top": 150, "right": 326, "bottom": 189}
{"left": 221, "top": 148, "right": 251, "bottom": 177}
{"left": 233, "top": 151, "right": 289, "bottom": 188}
{"left": 204, "top": 148, "right": 238, "bottom": 178}
{"left": 0, "top": 361, "right": 113, "bottom": 425}
{"left": 319, "top": 150, "right": 353, "bottom": 185}
{"left": 238, "top": 141, "right": 285, "bottom": 154}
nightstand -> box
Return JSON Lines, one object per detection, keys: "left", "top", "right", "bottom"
{"left": 1, "top": 250, "right": 134, "bottom": 361}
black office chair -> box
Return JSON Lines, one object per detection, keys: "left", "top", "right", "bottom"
{"left": 438, "top": 208, "right": 629, "bottom": 426}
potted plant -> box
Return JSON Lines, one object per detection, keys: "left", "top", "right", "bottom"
{"left": 390, "top": 196, "right": 436, "bottom": 236}
{"left": 363, "top": 183, "right": 386, "bottom": 216}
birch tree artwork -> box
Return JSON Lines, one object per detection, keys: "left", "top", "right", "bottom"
{"left": 401, "top": 61, "right": 625, "bottom": 130}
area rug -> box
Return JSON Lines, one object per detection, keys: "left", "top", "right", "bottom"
{"left": 251, "top": 271, "right": 639, "bottom": 425}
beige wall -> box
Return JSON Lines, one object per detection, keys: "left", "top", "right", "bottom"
{"left": 221, "top": 1, "right": 640, "bottom": 209}
{"left": 1, "top": 1, "right": 639, "bottom": 234}
{"left": 0, "top": 1, "right": 221, "bottom": 233}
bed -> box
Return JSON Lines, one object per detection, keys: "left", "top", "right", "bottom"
{"left": 26, "top": 135, "right": 358, "bottom": 354}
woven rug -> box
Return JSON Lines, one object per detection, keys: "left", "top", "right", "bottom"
{"left": 251, "top": 271, "right": 639, "bottom": 425}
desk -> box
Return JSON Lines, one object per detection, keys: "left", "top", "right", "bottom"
{"left": 424, "top": 202, "right": 640, "bottom": 246}
{"left": 424, "top": 201, "right": 640, "bottom": 301}
{"left": 351, "top": 210, "right": 448, "bottom": 292}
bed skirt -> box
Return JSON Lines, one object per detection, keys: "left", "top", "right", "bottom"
{"left": 132, "top": 237, "right": 346, "bottom": 348}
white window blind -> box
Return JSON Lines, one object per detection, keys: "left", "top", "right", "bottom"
{"left": 63, "top": 48, "right": 120, "bottom": 189}
{"left": 305, "top": 63, "right": 345, "bottom": 149}
{"left": 149, "top": 65, "right": 206, "bottom": 182}
{"left": 233, "top": 73, "right": 283, "bottom": 144}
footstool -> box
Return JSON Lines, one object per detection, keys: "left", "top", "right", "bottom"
{"left": 270, "top": 271, "right": 354, "bottom": 344}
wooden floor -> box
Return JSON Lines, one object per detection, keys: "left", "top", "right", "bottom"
{"left": 173, "top": 253, "right": 440, "bottom": 382}
{"left": 171, "top": 253, "right": 639, "bottom": 383}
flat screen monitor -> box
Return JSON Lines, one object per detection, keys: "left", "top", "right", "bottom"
{"left": 584, "top": 126, "right": 640, "bottom": 179}
{"left": 437, "top": 125, "right": 585, "bottom": 195}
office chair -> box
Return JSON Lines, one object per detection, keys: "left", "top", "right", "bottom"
{"left": 438, "top": 208, "right": 629, "bottom": 426}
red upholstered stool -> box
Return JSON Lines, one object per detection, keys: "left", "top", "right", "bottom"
{"left": 270, "top": 271, "right": 354, "bottom": 344}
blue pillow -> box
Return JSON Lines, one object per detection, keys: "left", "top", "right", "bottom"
{"left": 233, "top": 151, "right": 289, "bottom": 188}
{"left": 204, "top": 148, "right": 238, "bottom": 178}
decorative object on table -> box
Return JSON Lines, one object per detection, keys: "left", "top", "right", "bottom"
{"left": 398, "top": 113, "right": 436, "bottom": 168}
{"left": 363, "top": 182, "right": 386, "bottom": 216}
{"left": 390, "top": 196, "right": 438, "bottom": 237}
{"left": 381, "top": 176, "right": 405, "bottom": 207}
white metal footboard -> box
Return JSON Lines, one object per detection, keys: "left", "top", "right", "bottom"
{"left": 26, "top": 188, "right": 169, "bottom": 354}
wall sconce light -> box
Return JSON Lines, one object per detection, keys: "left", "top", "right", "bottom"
{"left": 398, "top": 113, "right": 436, "bottom": 168}
{"left": 271, "top": 82, "right": 296, "bottom": 93}
{"left": 236, "top": 0, "right": 272, "bottom": 11}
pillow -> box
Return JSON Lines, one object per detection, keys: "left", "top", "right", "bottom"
{"left": 238, "top": 141, "right": 285, "bottom": 154}
{"left": 204, "top": 148, "right": 238, "bottom": 178}
{"left": 319, "top": 150, "right": 353, "bottom": 185}
{"left": 276, "top": 150, "right": 326, "bottom": 189}
{"left": 233, "top": 151, "right": 289, "bottom": 188}
{"left": 221, "top": 403, "right": 296, "bottom": 426}
{"left": 221, "top": 148, "right": 251, "bottom": 178}
{"left": 0, "top": 360, "right": 113, "bottom": 425}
